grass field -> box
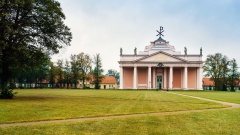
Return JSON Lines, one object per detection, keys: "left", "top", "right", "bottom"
{"left": 0, "top": 89, "right": 239, "bottom": 135}
{"left": 1, "top": 108, "right": 240, "bottom": 135}
{"left": 174, "top": 90, "right": 240, "bottom": 104}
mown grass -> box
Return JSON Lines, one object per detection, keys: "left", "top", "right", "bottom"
{"left": 1, "top": 108, "right": 240, "bottom": 135}
{"left": 174, "top": 90, "right": 240, "bottom": 104}
{"left": 0, "top": 89, "right": 226, "bottom": 124}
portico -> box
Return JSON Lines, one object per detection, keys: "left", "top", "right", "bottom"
{"left": 119, "top": 27, "right": 203, "bottom": 90}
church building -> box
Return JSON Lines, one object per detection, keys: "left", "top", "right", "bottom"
{"left": 119, "top": 27, "right": 203, "bottom": 90}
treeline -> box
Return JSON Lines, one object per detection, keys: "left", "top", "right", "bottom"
{"left": 204, "top": 53, "right": 240, "bottom": 91}
{"left": 11, "top": 52, "right": 104, "bottom": 89}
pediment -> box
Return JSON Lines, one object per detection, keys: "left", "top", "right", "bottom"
{"left": 135, "top": 51, "right": 187, "bottom": 62}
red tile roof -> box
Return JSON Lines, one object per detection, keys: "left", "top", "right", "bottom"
{"left": 202, "top": 78, "right": 240, "bottom": 86}
{"left": 101, "top": 76, "right": 117, "bottom": 84}
{"left": 202, "top": 78, "right": 214, "bottom": 86}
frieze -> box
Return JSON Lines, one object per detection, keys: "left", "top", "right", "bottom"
{"left": 120, "top": 63, "right": 202, "bottom": 67}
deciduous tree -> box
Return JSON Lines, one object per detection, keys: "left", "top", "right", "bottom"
{"left": 77, "top": 53, "right": 92, "bottom": 88}
{"left": 0, "top": 0, "right": 72, "bottom": 98}
{"left": 228, "top": 59, "right": 240, "bottom": 91}
{"left": 204, "top": 53, "right": 239, "bottom": 91}
{"left": 106, "top": 69, "right": 119, "bottom": 85}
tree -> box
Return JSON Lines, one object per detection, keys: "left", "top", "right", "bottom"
{"left": 203, "top": 53, "right": 229, "bottom": 90}
{"left": 34, "top": 55, "right": 50, "bottom": 88}
{"left": 228, "top": 59, "right": 240, "bottom": 91}
{"left": 70, "top": 54, "right": 80, "bottom": 89}
{"left": 64, "top": 59, "right": 71, "bottom": 89}
{"left": 106, "top": 69, "right": 119, "bottom": 85}
{"left": 204, "top": 53, "right": 240, "bottom": 91}
{"left": 48, "top": 61, "right": 57, "bottom": 89}
{"left": 220, "top": 56, "right": 229, "bottom": 91}
{"left": 0, "top": 0, "right": 72, "bottom": 98}
{"left": 77, "top": 53, "right": 92, "bottom": 88}
{"left": 56, "top": 59, "right": 64, "bottom": 88}
{"left": 93, "top": 54, "right": 103, "bottom": 89}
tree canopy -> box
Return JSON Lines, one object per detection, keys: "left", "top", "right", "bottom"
{"left": 203, "top": 53, "right": 239, "bottom": 91}
{"left": 0, "top": 0, "right": 72, "bottom": 98}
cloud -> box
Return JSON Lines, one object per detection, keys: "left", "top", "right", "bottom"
{"left": 52, "top": 0, "right": 240, "bottom": 72}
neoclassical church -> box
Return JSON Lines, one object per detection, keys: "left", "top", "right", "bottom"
{"left": 119, "top": 27, "right": 203, "bottom": 90}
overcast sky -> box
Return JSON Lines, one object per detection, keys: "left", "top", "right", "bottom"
{"left": 52, "top": 0, "right": 240, "bottom": 73}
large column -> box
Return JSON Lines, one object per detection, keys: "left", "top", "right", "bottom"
{"left": 133, "top": 66, "right": 137, "bottom": 89}
{"left": 197, "top": 67, "right": 203, "bottom": 90}
{"left": 169, "top": 66, "right": 173, "bottom": 89}
{"left": 153, "top": 68, "right": 156, "bottom": 89}
{"left": 120, "top": 66, "right": 123, "bottom": 89}
{"left": 164, "top": 68, "right": 167, "bottom": 89}
{"left": 148, "top": 66, "right": 152, "bottom": 89}
{"left": 183, "top": 66, "right": 188, "bottom": 90}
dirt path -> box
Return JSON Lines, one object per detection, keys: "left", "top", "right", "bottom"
{"left": 1, "top": 92, "right": 240, "bottom": 128}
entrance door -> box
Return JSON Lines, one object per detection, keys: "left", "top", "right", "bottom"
{"left": 156, "top": 76, "right": 162, "bottom": 89}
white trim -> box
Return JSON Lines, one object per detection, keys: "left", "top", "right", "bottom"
{"left": 153, "top": 68, "right": 156, "bottom": 89}
{"left": 148, "top": 66, "right": 152, "bottom": 89}
{"left": 133, "top": 66, "right": 137, "bottom": 89}
{"left": 120, "top": 66, "right": 123, "bottom": 89}
{"left": 183, "top": 66, "right": 188, "bottom": 90}
{"left": 169, "top": 67, "right": 173, "bottom": 89}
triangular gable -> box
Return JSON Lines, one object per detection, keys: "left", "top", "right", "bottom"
{"left": 134, "top": 51, "right": 187, "bottom": 62}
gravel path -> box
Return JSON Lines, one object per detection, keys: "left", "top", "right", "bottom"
{"left": 168, "top": 92, "right": 240, "bottom": 108}
{"left": 1, "top": 92, "right": 239, "bottom": 128}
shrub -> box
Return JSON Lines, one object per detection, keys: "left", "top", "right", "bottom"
{"left": 8, "top": 82, "right": 16, "bottom": 89}
{"left": 0, "top": 89, "right": 17, "bottom": 99}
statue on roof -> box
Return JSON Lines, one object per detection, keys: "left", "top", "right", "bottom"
{"left": 120, "top": 47, "right": 122, "bottom": 56}
{"left": 134, "top": 47, "right": 137, "bottom": 55}
{"left": 156, "top": 26, "right": 164, "bottom": 38}
{"left": 200, "top": 47, "right": 202, "bottom": 56}
{"left": 184, "top": 47, "right": 187, "bottom": 55}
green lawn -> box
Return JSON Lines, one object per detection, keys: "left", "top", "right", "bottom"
{"left": 174, "top": 90, "right": 240, "bottom": 104}
{"left": 0, "top": 89, "right": 226, "bottom": 124}
{"left": 2, "top": 89, "right": 240, "bottom": 135}
{"left": 1, "top": 108, "right": 240, "bottom": 135}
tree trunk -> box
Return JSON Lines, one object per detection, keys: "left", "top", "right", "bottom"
{"left": 1, "top": 58, "right": 13, "bottom": 99}
{"left": 83, "top": 77, "right": 85, "bottom": 89}
{"left": 1, "top": 67, "right": 9, "bottom": 92}
{"left": 67, "top": 77, "right": 69, "bottom": 89}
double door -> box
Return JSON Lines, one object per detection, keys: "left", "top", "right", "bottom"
{"left": 156, "top": 76, "right": 162, "bottom": 89}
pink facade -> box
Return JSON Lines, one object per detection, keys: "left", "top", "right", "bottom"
{"left": 188, "top": 67, "right": 197, "bottom": 89}
{"left": 119, "top": 27, "right": 203, "bottom": 90}
{"left": 173, "top": 68, "right": 182, "bottom": 88}
{"left": 137, "top": 67, "right": 148, "bottom": 89}
{"left": 123, "top": 67, "right": 133, "bottom": 89}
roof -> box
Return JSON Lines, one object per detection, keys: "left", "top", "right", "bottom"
{"left": 154, "top": 37, "right": 166, "bottom": 42}
{"left": 101, "top": 76, "right": 117, "bottom": 84}
{"left": 202, "top": 78, "right": 214, "bottom": 86}
{"left": 202, "top": 78, "right": 240, "bottom": 86}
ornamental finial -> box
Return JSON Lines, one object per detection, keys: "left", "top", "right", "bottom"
{"left": 156, "top": 26, "right": 164, "bottom": 38}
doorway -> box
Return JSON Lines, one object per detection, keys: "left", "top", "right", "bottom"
{"left": 156, "top": 76, "right": 162, "bottom": 89}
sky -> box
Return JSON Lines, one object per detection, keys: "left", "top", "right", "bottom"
{"left": 52, "top": 0, "right": 240, "bottom": 73}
